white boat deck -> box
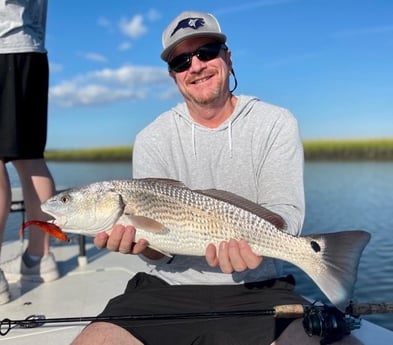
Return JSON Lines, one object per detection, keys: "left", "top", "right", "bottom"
{"left": 0, "top": 239, "right": 150, "bottom": 344}
{"left": 1, "top": 188, "right": 392, "bottom": 344}
{"left": 1, "top": 240, "right": 392, "bottom": 345}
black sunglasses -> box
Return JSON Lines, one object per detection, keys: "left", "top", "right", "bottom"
{"left": 168, "top": 43, "right": 227, "bottom": 73}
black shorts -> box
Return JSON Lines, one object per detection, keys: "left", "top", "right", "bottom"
{"left": 0, "top": 52, "right": 49, "bottom": 162}
{"left": 97, "top": 273, "right": 309, "bottom": 345}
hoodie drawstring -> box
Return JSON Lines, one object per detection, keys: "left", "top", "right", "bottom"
{"left": 191, "top": 123, "right": 197, "bottom": 157}
{"left": 191, "top": 121, "right": 233, "bottom": 158}
{"left": 228, "top": 120, "right": 233, "bottom": 158}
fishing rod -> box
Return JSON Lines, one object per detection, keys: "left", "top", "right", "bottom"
{"left": 1, "top": 302, "right": 392, "bottom": 344}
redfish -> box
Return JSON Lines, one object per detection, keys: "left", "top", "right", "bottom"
{"left": 40, "top": 178, "right": 370, "bottom": 310}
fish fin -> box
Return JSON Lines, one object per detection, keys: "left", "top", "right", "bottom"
{"left": 146, "top": 244, "right": 173, "bottom": 258}
{"left": 125, "top": 211, "right": 172, "bottom": 256}
{"left": 303, "top": 230, "right": 371, "bottom": 311}
{"left": 137, "top": 178, "right": 188, "bottom": 188}
{"left": 126, "top": 215, "right": 169, "bottom": 234}
{"left": 196, "top": 189, "right": 286, "bottom": 230}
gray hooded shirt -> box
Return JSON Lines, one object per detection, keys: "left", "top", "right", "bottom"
{"left": 133, "top": 95, "right": 305, "bottom": 284}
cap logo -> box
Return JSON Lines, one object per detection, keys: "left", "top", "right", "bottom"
{"left": 171, "top": 17, "right": 205, "bottom": 37}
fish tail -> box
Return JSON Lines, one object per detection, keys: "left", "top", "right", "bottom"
{"left": 303, "top": 230, "right": 370, "bottom": 310}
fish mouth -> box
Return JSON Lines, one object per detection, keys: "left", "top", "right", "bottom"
{"left": 46, "top": 217, "right": 109, "bottom": 235}
{"left": 47, "top": 216, "right": 66, "bottom": 226}
{"left": 46, "top": 216, "right": 76, "bottom": 232}
{"left": 42, "top": 208, "right": 68, "bottom": 228}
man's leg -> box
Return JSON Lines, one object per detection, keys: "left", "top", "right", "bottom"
{"left": 272, "top": 319, "right": 364, "bottom": 345}
{"left": 71, "top": 322, "right": 143, "bottom": 345}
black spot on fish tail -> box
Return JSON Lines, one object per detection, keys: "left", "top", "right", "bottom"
{"left": 310, "top": 240, "right": 321, "bottom": 252}
{"left": 303, "top": 230, "right": 371, "bottom": 311}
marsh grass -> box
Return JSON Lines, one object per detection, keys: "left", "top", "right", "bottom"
{"left": 304, "top": 138, "right": 393, "bottom": 160}
{"left": 45, "top": 138, "right": 393, "bottom": 161}
{"left": 45, "top": 146, "right": 132, "bottom": 161}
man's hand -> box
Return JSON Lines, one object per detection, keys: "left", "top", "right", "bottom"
{"left": 94, "top": 224, "right": 149, "bottom": 255}
{"left": 205, "top": 239, "right": 263, "bottom": 273}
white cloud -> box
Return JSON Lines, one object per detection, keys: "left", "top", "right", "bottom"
{"left": 89, "top": 65, "right": 168, "bottom": 86}
{"left": 119, "top": 15, "right": 146, "bottom": 38}
{"left": 49, "top": 62, "right": 63, "bottom": 73}
{"left": 214, "top": 0, "right": 298, "bottom": 15}
{"left": 97, "top": 16, "right": 111, "bottom": 28}
{"left": 118, "top": 41, "right": 132, "bottom": 51}
{"left": 83, "top": 52, "right": 108, "bottom": 63}
{"left": 146, "top": 9, "right": 161, "bottom": 22}
{"left": 332, "top": 25, "right": 393, "bottom": 38}
{"left": 159, "top": 87, "right": 179, "bottom": 101}
{"left": 50, "top": 82, "right": 142, "bottom": 107}
{"left": 49, "top": 65, "right": 172, "bottom": 107}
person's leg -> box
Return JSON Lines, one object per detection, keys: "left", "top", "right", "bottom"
{"left": 1, "top": 158, "right": 58, "bottom": 283}
{"left": 71, "top": 322, "right": 143, "bottom": 345}
{"left": 271, "top": 318, "right": 364, "bottom": 345}
{"left": 0, "top": 160, "right": 11, "bottom": 304}
{"left": 0, "top": 160, "right": 11, "bottom": 252}
{"left": 13, "top": 159, "right": 55, "bottom": 256}
{"left": 73, "top": 318, "right": 365, "bottom": 345}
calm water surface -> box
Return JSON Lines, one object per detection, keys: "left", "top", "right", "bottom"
{"left": 287, "top": 161, "right": 393, "bottom": 331}
{"left": 4, "top": 161, "right": 393, "bottom": 330}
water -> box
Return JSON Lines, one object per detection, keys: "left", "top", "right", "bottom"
{"left": 4, "top": 161, "right": 132, "bottom": 242}
{"left": 4, "top": 161, "right": 393, "bottom": 330}
{"left": 285, "top": 161, "right": 393, "bottom": 331}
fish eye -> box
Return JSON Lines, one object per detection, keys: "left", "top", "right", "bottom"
{"left": 60, "top": 194, "right": 71, "bottom": 204}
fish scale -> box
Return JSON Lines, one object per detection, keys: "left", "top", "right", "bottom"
{"left": 126, "top": 182, "right": 276, "bottom": 254}
{"left": 41, "top": 178, "right": 371, "bottom": 311}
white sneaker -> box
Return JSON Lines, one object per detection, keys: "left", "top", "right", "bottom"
{"left": 1, "top": 251, "right": 59, "bottom": 283}
{"left": 0, "top": 269, "right": 11, "bottom": 304}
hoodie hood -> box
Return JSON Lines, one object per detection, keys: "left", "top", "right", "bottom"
{"left": 171, "top": 95, "right": 259, "bottom": 157}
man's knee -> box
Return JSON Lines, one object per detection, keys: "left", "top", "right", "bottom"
{"left": 272, "top": 319, "right": 364, "bottom": 345}
{"left": 71, "top": 322, "right": 142, "bottom": 345}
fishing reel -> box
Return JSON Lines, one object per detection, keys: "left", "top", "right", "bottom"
{"left": 302, "top": 302, "right": 361, "bottom": 345}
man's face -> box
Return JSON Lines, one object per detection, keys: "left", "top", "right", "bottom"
{"left": 168, "top": 37, "right": 232, "bottom": 106}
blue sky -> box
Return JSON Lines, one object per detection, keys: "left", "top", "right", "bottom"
{"left": 45, "top": 0, "right": 393, "bottom": 149}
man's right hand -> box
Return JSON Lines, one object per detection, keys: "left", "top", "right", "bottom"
{"left": 94, "top": 224, "right": 164, "bottom": 260}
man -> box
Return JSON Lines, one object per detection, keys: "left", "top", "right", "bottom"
{"left": 0, "top": 0, "right": 59, "bottom": 304}
{"left": 72, "top": 11, "right": 361, "bottom": 345}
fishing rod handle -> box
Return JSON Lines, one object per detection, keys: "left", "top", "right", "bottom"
{"left": 349, "top": 303, "right": 393, "bottom": 316}
{"left": 274, "top": 304, "right": 305, "bottom": 318}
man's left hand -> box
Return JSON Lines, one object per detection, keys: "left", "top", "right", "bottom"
{"left": 205, "top": 239, "right": 263, "bottom": 273}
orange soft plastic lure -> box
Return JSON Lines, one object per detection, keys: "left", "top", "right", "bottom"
{"left": 20, "top": 220, "right": 70, "bottom": 242}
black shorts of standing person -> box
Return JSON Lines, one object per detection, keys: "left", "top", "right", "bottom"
{"left": 0, "top": 52, "right": 49, "bottom": 161}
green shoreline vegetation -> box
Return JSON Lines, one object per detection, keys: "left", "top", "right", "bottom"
{"left": 45, "top": 138, "right": 393, "bottom": 162}
{"left": 303, "top": 138, "right": 393, "bottom": 161}
{"left": 45, "top": 146, "right": 133, "bottom": 162}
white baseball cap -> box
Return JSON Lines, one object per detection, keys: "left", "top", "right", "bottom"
{"left": 161, "top": 11, "right": 227, "bottom": 62}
